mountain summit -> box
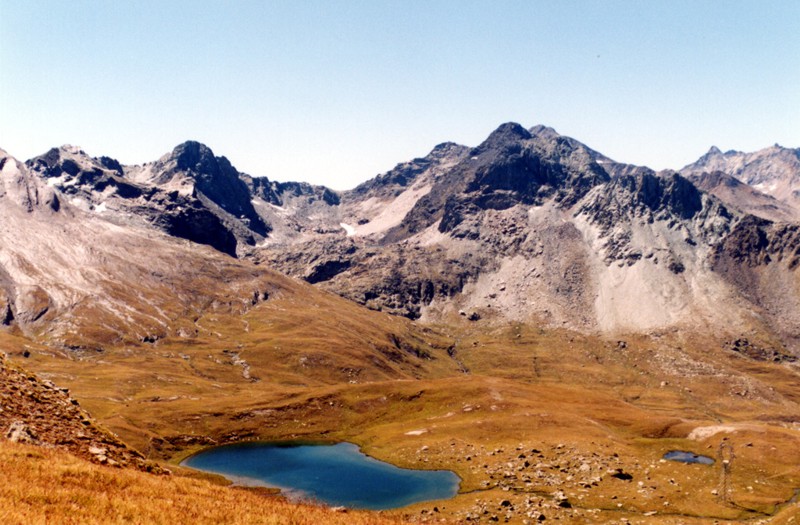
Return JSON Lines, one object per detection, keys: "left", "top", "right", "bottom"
{"left": 4, "top": 123, "right": 800, "bottom": 349}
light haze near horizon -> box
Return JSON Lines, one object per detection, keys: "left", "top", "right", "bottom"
{"left": 1, "top": 1, "right": 798, "bottom": 190}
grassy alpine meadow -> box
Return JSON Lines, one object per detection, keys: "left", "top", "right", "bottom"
{"left": 5, "top": 305, "right": 800, "bottom": 523}
{"left": 0, "top": 440, "right": 409, "bottom": 525}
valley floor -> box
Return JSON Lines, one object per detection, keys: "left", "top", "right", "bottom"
{"left": 4, "top": 315, "right": 800, "bottom": 524}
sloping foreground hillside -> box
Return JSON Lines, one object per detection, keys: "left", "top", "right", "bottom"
{"left": 0, "top": 352, "right": 158, "bottom": 471}
{"left": 0, "top": 353, "right": 405, "bottom": 525}
{"left": 0, "top": 441, "right": 403, "bottom": 525}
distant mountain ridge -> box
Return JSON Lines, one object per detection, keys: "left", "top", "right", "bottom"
{"left": 681, "top": 144, "right": 800, "bottom": 221}
{"left": 6, "top": 129, "right": 800, "bottom": 525}
{"left": 4, "top": 123, "right": 800, "bottom": 352}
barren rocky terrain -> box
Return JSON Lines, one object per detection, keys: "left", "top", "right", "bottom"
{"left": 2, "top": 124, "right": 800, "bottom": 523}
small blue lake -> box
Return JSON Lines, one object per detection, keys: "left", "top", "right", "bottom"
{"left": 663, "top": 450, "right": 715, "bottom": 465}
{"left": 182, "top": 441, "right": 460, "bottom": 510}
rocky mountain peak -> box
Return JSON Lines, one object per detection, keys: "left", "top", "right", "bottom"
{"left": 171, "top": 140, "right": 219, "bottom": 173}
{"left": 377, "top": 122, "right": 613, "bottom": 242}
{"left": 429, "top": 141, "right": 468, "bottom": 159}
{"left": 28, "top": 146, "right": 87, "bottom": 178}
{"left": 164, "top": 140, "right": 242, "bottom": 188}
{"left": 528, "top": 124, "right": 561, "bottom": 140}
{"left": 346, "top": 142, "right": 469, "bottom": 201}
{"left": 634, "top": 170, "right": 705, "bottom": 219}
{"left": 1, "top": 151, "right": 62, "bottom": 213}
{"left": 681, "top": 143, "right": 800, "bottom": 217}
{"left": 25, "top": 145, "right": 144, "bottom": 217}
{"left": 60, "top": 144, "right": 85, "bottom": 155}
{"left": 472, "top": 122, "right": 532, "bottom": 155}
{"left": 159, "top": 141, "right": 269, "bottom": 237}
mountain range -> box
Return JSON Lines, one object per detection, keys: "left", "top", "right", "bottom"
{"left": 3, "top": 123, "right": 800, "bottom": 523}
{"left": 6, "top": 123, "right": 799, "bottom": 351}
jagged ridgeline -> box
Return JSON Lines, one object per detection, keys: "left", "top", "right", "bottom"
{"left": 2, "top": 124, "right": 800, "bottom": 524}
{"left": 2, "top": 123, "right": 800, "bottom": 350}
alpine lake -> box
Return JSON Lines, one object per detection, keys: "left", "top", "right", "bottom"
{"left": 182, "top": 441, "right": 461, "bottom": 510}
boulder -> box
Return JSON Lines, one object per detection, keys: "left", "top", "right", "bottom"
{"left": 6, "top": 421, "right": 37, "bottom": 444}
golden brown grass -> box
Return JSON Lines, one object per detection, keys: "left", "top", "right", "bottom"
{"left": 0, "top": 441, "right": 406, "bottom": 525}
{"left": 5, "top": 295, "right": 800, "bottom": 523}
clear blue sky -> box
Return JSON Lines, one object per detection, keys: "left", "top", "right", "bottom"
{"left": 1, "top": 1, "right": 798, "bottom": 189}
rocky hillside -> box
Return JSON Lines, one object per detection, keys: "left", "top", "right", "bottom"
{"left": 255, "top": 125, "right": 800, "bottom": 353}
{"left": 1, "top": 147, "right": 290, "bottom": 348}
{"left": 2, "top": 147, "right": 447, "bottom": 388}
{"left": 259, "top": 123, "right": 618, "bottom": 321}
{"left": 0, "top": 352, "right": 159, "bottom": 471}
{"left": 6, "top": 124, "right": 800, "bottom": 352}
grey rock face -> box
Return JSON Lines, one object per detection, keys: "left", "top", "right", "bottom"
{"left": 348, "top": 142, "right": 469, "bottom": 201}
{"left": 384, "top": 122, "right": 609, "bottom": 243}
{"left": 6, "top": 420, "right": 38, "bottom": 444}
{"left": 25, "top": 146, "right": 244, "bottom": 256}
{"left": 164, "top": 141, "right": 270, "bottom": 236}
{"left": 5, "top": 123, "right": 800, "bottom": 349}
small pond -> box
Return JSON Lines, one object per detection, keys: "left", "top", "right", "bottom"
{"left": 182, "top": 441, "right": 460, "bottom": 510}
{"left": 663, "top": 450, "right": 715, "bottom": 465}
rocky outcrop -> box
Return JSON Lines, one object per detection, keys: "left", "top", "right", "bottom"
{"left": 27, "top": 147, "right": 146, "bottom": 204}
{"left": 724, "top": 338, "right": 797, "bottom": 363}
{"left": 711, "top": 216, "right": 800, "bottom": 350}
{"left": 2, "top": 151, "right": 62, "bottom": 213}
{"left": 0, "top": 267, "right": 15, "bottom": 326}
{"left": 26, "top": 146, "right": 245, "bottom": 256}
{"left": 712, "top": 215, "right": 800, "bottom": 269}
{"left": 579, "top": 171, "right": 706, "bottom": 228}
{"left": 0, "top": 294, "right": 12, "bottom": 326}
{"left": 25, "top": 144, "right": 276, "bottom": 256}
{"left": 12, "top": 285, "right": 51, "bottom": 324}
{"left": 576, "top": 170, "right": 736, "bottom": 265}
{"left": 259, "top": 238, "right": 484, "bottom": 319}
{"left": 0, "top": 352, "right": 163, "bottom": 472}
{"left": 144, "top": 191, "right": 240, "bottom": 256}
{"left": 244, "top": 175, "right": 341, "bottom": 207}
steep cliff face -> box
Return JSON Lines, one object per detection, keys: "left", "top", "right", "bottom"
{"left": 150, "top": 141, "right": 270, "bottom": 237}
